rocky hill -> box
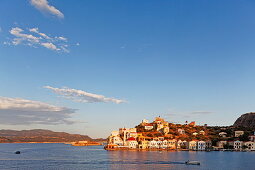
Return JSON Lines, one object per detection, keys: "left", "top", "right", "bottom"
{"left": 233, "top": 112, "right": 255, "bottom": 129}
{"left": 0, "top": 129, "right": 92, "bottom": 143}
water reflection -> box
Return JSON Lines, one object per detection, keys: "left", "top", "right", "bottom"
{"left": 0, "top": 144, "right": 254, "bottom": 170}
{"left": 107, "top": 150, "right": 194, "bottom": 170}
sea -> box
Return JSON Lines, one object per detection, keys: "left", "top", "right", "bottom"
{"left": 0, "top": 143, "right": 254, "bottom": 170}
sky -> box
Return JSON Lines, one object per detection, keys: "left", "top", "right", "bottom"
{"left": 1, "top": 0, "right": 255, "bottom": 138}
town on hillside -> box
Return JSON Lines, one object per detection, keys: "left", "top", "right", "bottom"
{"left": 105, "top": 117, "right": 255, "bottom": 151}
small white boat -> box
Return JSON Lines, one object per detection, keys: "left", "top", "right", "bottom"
{"left": 185, "top": 160, "right": 200, "bottom": 165}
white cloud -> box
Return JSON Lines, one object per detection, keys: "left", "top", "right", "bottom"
{"left": 0, "top": 97, "right": 76, "bottom": 125}
{"left": 44, "top": 86, "right": 125, "bottom": 104}
{"left": 30, "top": 0, "right": 64, "bottom": 18}
{"left": 41, "top": 42, "right": 59, "bottom": 50}
{"left": 29, "top": 27, "right": 51, "bottom": 39}
{"left": 58, "top": 36, "right": 67, "bottom": 41}
{"left": 8, "top": 27, "right": 69, "bottom": 52}
{"left": 10, "top": 27, "right": 40, "bottom": 45}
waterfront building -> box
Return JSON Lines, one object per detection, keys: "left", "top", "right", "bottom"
{"left": 189, "top": 141, "right": 197, "bottom": 150}
{"left": 126, "top": 137, "right": 138, "bottom": 149}
{"left": 234, "top": 141, "right": 243, "bottom": 151}
{"left": 162, "top": 140, "right": 168, "bottom": 149}
{"left": 138, "top": 140, "right": 150, "bottom": 149}
{"left": 197, "top": 141, "right": 206, "bottom": 151}
{"left": 228, "top": 141, "right": 234, "bottom": 148}
{"left": 244, "top": 141, "right": 255, "bottom": 151}
{"left": 110, "top": 136, "right": 123, "bottom": 146}
{"left": 167, "top": 139, "right": 177, "bottom": 149}
{"left": 108, "top": 130, "right": 123, "bottom": 146}
{"left": 206, "top": 141, "right": 212, "bottom": 149}
{"left": 149, "top": 140, "right": 157, "bottom": 149}
{"left": 177, "top": 140, "right": 187, "bottom": 149}
{"left": 235, "top": 131, "right": 244, "bottom": 137}
{"left": 156, "top": 140, "right": 163, "bottom": 148}
{"left": 216, "top": 141, "right": 227, "bottom": 149}
{"left": 249, "top": 135, "right": 255, "bottom": 142}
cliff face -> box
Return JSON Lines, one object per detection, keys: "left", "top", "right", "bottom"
{"left": 233, "top": 112, "right": 255, "bottom": 129}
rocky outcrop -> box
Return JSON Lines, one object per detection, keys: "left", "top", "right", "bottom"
{"left": 233, "top": 112, "right": 255, "bottom": 129}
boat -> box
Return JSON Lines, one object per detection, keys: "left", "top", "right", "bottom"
{"left": 185, "top": 160, "right": 200, "bottom": 165}
{"left": 15, "top": 151, "right": 21, "bottom": 154}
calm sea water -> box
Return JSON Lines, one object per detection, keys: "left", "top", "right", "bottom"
{"left": 0, "top": 143, "right": 254, "bottom": 170}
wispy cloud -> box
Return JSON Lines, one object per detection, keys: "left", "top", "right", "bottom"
{"left": 30, "top": 0, "right": 64, "bottom": 18}
{"left": 0, "top": 97, "right": 76, "bottom": 125}
{"left": 6, "top": 27, "right": 69, "bottom": 52}
{"left": 191, "top": 111, "right": 213, "bottom": 115}
{"left": 44, "top": 86, "right": 126, "bottom": 104}
{"left": 10, "top": 27, "right": 40, "bottom": 45}
{"left": 41, "top": 42, "right": 59, "bottom": 50}
{"left": 29, "top": 27, "right": 51, "bottom": 39}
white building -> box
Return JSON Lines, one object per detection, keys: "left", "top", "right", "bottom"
{"left": 126, "top": 137, "right": 138, "bottom": 149}
{"left": 162, "top": 140, "right": 168, "bottom": 149}
{"left": 189, "top": 141, "right": 197, "bottom": 150}
{"left": 144, "top": 124, "right": 154, "bottom": 130}
{"left": 156, "top": 140, "right": 163, "bottom": 148}
{"left": 111, "top": 136, "right": 123, "bottom": 146}
{"left": 197, "top": 141, "right": 206, "bottom": 151}
{"left": 199, "top": 130, "right": 205, "bottom": 135}
{"left": 192, "top": 132, "right": 198, "bottom": 136}
{"left": 149, "top": 140, "right": 157, "bottom": 149}
{"left": 119, "top": 128, "right": 137, "bottom": 146}
{"left": 234, "top": 141, "right": 243, "bottom": 150}
{"left": 108, "top": 131, "right": 123, "bottom": 145}
{"left": 235, "top": 131, "right": 244, "bottom": 137}
{"left": 219, "top": 132, "right": 227, "bottom": 137}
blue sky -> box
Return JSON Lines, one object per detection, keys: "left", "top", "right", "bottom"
{"left": 1, "top": 0, "right": 255, "bottom": 138}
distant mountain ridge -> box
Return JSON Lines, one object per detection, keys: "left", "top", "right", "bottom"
{"left": 0, "top": 129, "right": 92, "bottom": 143}
{"left": 233, "top": 112, "right": 255, "bottom": 129}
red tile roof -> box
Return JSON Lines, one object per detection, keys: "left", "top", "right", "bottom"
{"left": 127, "top": 137, "right": 136, "bottom": 141}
